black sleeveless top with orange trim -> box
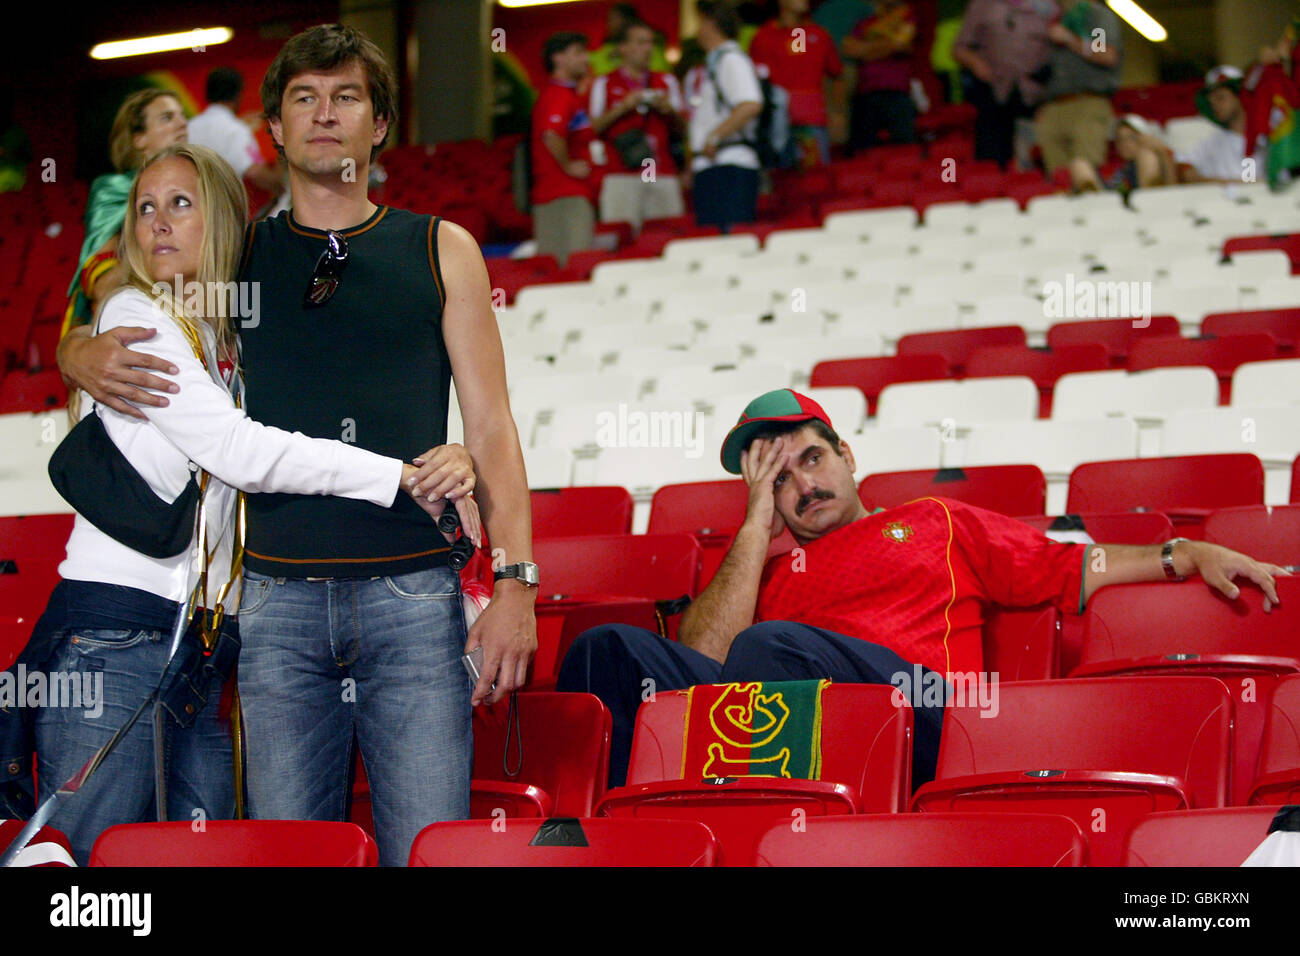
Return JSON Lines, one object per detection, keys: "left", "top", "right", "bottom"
{"left": 237, "top": 205, "right": 452, "bottom": 578}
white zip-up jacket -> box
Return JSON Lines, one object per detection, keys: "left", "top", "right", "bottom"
{"left": 58, "top": 287, "right": 404, "bottom": 608}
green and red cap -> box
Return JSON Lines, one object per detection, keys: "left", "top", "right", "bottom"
{"left": 720, "top": 389, "right": 834, "bottom": 475}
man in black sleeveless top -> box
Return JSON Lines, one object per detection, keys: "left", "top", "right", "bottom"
{"left": 57, "top": 25, "right": 538, "bottom": 867}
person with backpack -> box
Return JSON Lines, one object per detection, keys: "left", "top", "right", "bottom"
{"left": 685, "top": 1, "right": 763, "bottom": 230}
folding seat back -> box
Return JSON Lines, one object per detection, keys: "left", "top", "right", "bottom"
{"left": 1066, "top": 454, "right": 1264, "bottom": 534}
{"left": 408, "top": 818, "right": 719, "bottom": 867}
{"left": 530, "top": 487, "right": 633, "bottom": 538}
{"left": 598, "top": 684, "right": 912, "bottom": 865}
{"left": 1128, "top": 333, "right": 1278, "bottom": 402}
{"left": 472, "top": 692, "right": 611, "bottom": 818}
{"left": 810, "top": 354, "right": 949, "bottom": 415}
{"left": 1047, "top": 316, "right": 1182, "bottom": 365}
{"left": 755, "top": 812, "right": 1087, "bottom": 867}
{"left": 858, "top": 465, "right": 1046, "bottom": 517}
{"left": 896, "top": 325, "right": 1026, "bottom": 374}
{"left": 1124, "top": 807, "right": 1282, "bottom": 866}
{"left": 876, "top": 377, "right": 1039, "bottom": 429}
{"left": 912, "top": 677, "right": 1233, "bottom": 866}
{"left": 1203, "top": 309, "right": 1300, "bottom": 354}
{"left": 1231, "top": 357, "right": 1300, "bottom": 407}
{"left": 983, "top": 604, "right": 1059, "bottom": 681}
{"left": 531, "top": 534, "right": 701, "bottom": 602}
{"left": 965, "top": 343, "right": 1110, "bottom": 391}
{"left": 1249, "top": 673, "right": 1300, "bottom": 804}
{"left": 1077, "top": 578, "right": 1300, "bottom": 804}
{"left": 89, "top": 821, "right": 378, "bottom": 866}
{"left": 1203, "top": 504, "right": 1300, "bottom": 566}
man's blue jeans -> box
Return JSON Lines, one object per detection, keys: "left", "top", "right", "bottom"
{"left": 237, "top": 566, "right": 472, "bottom": 866}
{"left": 35, "top": 626, "right": 235, "bottom": 866}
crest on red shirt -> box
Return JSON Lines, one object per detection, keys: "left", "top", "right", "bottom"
{"left": 882, "top": 521, "right": 913, "bottom": 543}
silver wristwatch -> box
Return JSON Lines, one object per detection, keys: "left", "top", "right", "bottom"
{"left": 494, "top": 561, "right": 539, "bottom": 587}
{"left": 1161, "top": 538, "right": 1187, "bottom": 581}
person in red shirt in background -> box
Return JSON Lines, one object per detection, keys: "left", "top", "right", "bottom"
{"left": 843, "top": 0, "right": 917, "bottom": 153}
{"left": 558, "top": 389, "right": 1289, "bottom": 789}
{"left": 530, "top": 32, "right": 595, "bottom": 266}
{"left": 749, "top": 0, "right": 847, "bottom": 166}
{"left": 588, "top": 18, "right": 685, "bottom": 232}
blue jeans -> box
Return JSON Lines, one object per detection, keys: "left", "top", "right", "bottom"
{"left": 237, "top": 567, "right": 472, "bottom": 866}
{"left": 35, "top": 626, "right": 235, "bottom": 865}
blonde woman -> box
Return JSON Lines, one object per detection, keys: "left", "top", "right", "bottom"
{"left": 62, "top": 89, "right": 189, "bottom": 338}
{"left": 30, "top": 144, "right": 479, "bottom": 865}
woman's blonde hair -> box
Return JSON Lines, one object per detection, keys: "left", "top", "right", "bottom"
{"left": 108, "top": 89, "right": 184, "bottom": 172}
{"left": 117, "top": 143, "right": 249, "bottom": 364}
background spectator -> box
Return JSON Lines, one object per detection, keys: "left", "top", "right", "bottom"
{"left": 1034, "top": 1, "right": 1123, "bottom": 179}
{"left": 531, "top": 32, "right": 595, "bottom": 266}
{"left": 590, "top": 3, "right": 671, "bottom": 77}
{"left": 685, "top": 1, "right": 763, "bottom": 231}
{"left": 1177, "top": 65, "right": 1258, "bottom": 183}
{"left": 1068, "top": 113, "right": 1176, "bottom": 193}
{"left": 953, "top": 0, "right": 1059, "bottom": 168}
{"left": 843, "top": 0, "right": 918, "bottom": 153}
{"left": 750, "top": 0, "right": 847, "bottom": 166}
{"left": 187, "top": 67, "right": 284, "bottom": 210}
{"left": 589, "top": 17, "right": 686, "bottom": 231}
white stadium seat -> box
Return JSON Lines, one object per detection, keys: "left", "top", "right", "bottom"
{"left": 662, "top": 233, "right": 760, "bottom": 265}
{"left": 849, "top": 425, "right": 944, "bottom": 476}
{"left": 876, "top": 376, "right": 1039, "bottom": 429}
{"left": 1231, "top": 359, "right": 1300, "bottom": 407}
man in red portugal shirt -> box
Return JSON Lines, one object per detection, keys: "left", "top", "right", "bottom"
{"left": 531, "top": 32, "right": 595, "bottom": 266}
{"left": 588, "top": 17, "right": 685, "bottom": 231}
{"left": 749, "top": 0, "right": 847, "bottom": 166}
{"left": 558, "top": 389, "right": 1290, "bottom": 789}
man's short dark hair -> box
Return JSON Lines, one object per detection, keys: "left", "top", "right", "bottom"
{"left": 206, "top": 67, "right": 244, "bottom": 105}
{"left": 260, "top": 23, "right": 398, "bottom": 162}
{"left": 544, "top": 31, "right": 588, "bottom": 73}
{"left": 697, "top": 0, "right": 742, "bottom": 39}
{"left": 746, "top": 419, "right": 844, "bottom": 458}
{"left": 615, "top": 18, "right": 653, "bottom": 45}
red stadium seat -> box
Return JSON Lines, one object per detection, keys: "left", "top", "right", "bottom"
{"left": 532, "top": 534, "right": 701, "bottom": 603}
{"left": 1074, "top": 578, "right": 1300, "bottom": 804}
{"left": 1046, "top": 316, "right": 1181, "bottom": 366}
{"left": 1016, "top": 512, "right": 1176, "bottom": 676}
{"left": 896, "top": 325, "right": 1026, "bottom": 376}
{"left": 549, "top": 598, "right": 660, "bottom": 686}
{"left": 471, "top": 692, "right": 611, "bottom": 818}
{"left": 596, "top": 684, "right": 912, "bottom": 866}
{"left": 1294, "top": 453, "right": 1300, "bottom": 503}
{"left": 911, "top": 677, "right": 1233, "bottom": 866}
{"left": 965, "top": 343, "right": 1110, "bottom": 414}
{"left": 1223, "top": 233, "right": 1300, "bottom": 273}
{"left": 408, "top": 817, "right": 719, "bottom": 867}
{"left": 0, "top": 368, "right": 67, "bottom": 413}
{"left": 0, "top": 820, "right": 74, "bottom": 866}
{"left": 858, "top": 465, "right": 1047, "bottom": 517}
{"left": 1203, "top": 504, "right": 1300, "bottom": 566}
{"left": 89, "top": 820, "right": 378, "bottom": 866}
{"left": 1248, "top": 673, "right": 1300, "bottom": 804}
{"left": 1066, "top": 454, "right": 1264, "bottom": 536}
{"left": 1123, "top": 807, "right": 1282, "bottom": 866}
{"left": 754, "top": 812, "right": 1087, "bottom": 867}
{"left": 648, "top": 479, "right": 796, "bottom": 588}
{"left": 810, "top": 353, "right": 949, "bottom": 416}
{"left": 530, "top": 486, "right": 634, "bottom": 538}
{"left": 983, "top": 604, "right": 1060, "bottom": 681}
{"left": 1127, "top": 332, "right": 1279, "bottom": 403}
{"left": 1202, "top": 309, "right": 1300, "bottom": 355}
{"left": 1015, "top": 512, "right": 1174, "bottom": 545}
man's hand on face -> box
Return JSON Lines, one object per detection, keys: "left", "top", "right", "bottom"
{"left": 740, "top": 436, "right": 789, "bottom": 541}
{"left": 62, "top": 327, "right": 179, "bottom": 420}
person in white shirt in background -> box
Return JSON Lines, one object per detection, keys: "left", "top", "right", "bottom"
{"left": 187, "top": 67, "right": 285, "bottom": 212}
{"left": 686, "top": 0, "right": 763, "bottom": 230}
{"left": 1177, "top": 65, "right": 1263, "bottom": 184}
{"left": 30, "top": 143, "right": 477, "bottom": 865}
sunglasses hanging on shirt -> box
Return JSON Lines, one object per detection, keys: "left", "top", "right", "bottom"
{"left": 304, "top": 229, "right": 348, "bottom": 307}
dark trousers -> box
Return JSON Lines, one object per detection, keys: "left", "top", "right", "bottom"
{"left": 849, "top": 89, "right": 916, "bottom": 153}
{"left": 556, "top": 621, "right": 946, "bottom": 791}
{"left": 965, "top": 77, "right": 1031, "bottom": 169}
{"left": 692, "top": 164, "right": 759, "bottom": 232}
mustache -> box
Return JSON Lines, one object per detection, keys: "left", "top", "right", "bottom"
{"left": 796, "top": 489, "right": 835, "bottom": 516}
